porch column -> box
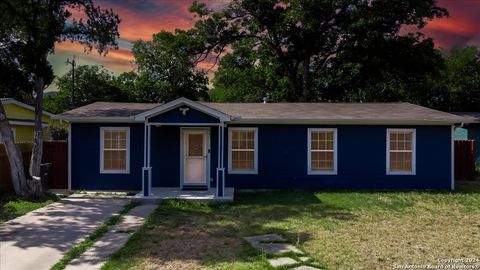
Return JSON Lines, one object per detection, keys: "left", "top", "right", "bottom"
{"left": 216, "top": 123, "right": 225, "bottom": 197}
{"left": 142, "top": 124, "right": 152, "bottom": 196}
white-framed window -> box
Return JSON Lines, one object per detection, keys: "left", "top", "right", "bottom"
{"left": 228, "top": 127, "right": 258, "bottom": 174}
{"left": 100, "top": 127, "right": 130, "bottom": 174}
{"left": 386, "top": 128, "right": 416, "bottom": 175}
{"left": 308, "top": 128, "right": 338, "bottom": 175}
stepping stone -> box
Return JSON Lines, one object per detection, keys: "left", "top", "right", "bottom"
{"left": 299, "top": 256, "right": 310, "bottom": 262}
{"left": 292, "top": 266, "right": 323, "bottom": 270}
{"left": 268, "top": 257, "right": 297, "bottom": 267}
{"left": 257, "top": 243, "right": 304, "bottom": 255}
{"left": 243, "top": 234, "right": 285, "bottom": 245}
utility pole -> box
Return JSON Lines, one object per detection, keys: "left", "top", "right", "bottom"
{"left": 66, "top": 55, "right": 76, "bottom": 107}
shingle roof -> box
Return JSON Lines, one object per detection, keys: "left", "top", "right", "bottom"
{"left": 201, "top": 102, "right": 464, "bottom": 122}
{"left": 451, "top": 112, "right": 480, "bottom": 123}
{"left": 59, "top": 102, "right": 159, "bottom": 118}
{"left": 58, "top": 100, "right": 467, "bottom": 124}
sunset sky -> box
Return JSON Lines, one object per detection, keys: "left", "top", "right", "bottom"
{"left": 48, "top": 0, "right": 480, "bottom": 90}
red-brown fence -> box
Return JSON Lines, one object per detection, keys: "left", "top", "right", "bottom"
{"left": 454, "top": 140, "right": 477, "bottom": 181}
{"left": 0, "top": 141, "right": 68, "bottom": 193}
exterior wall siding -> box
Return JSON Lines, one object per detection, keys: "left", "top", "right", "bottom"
{"left": 71, "top": 123, "right": 144, "bottom": 190}
{"left": 148, "top": 106, "right": 220, "bottom": 123}
{"left": 225, "top": 125, "right": 452, "bottom": 189}
{"left": 70, "top": 123, "right": 452, "bottom": 190}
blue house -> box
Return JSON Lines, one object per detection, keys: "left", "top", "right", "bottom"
{"left": 59, "top": 97, "right": 468, "bottom": 198}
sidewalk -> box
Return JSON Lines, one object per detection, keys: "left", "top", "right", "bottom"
{"left": 64, "top": 204, "right": 157, "bottom": 270}
{"left": 0, "top": 196, "right": 128, "bottom": 270}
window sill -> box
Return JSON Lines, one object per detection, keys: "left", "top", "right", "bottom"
{"left": 228, "top": 170, "right": 258, "bottom": 175}
{"left": 308, "top": 170, "right": 337, "bottom": 175}
{"left": 386, "top": 171, "right": 416, "bottom": 176}
{"left": 100, "top": 170, "right": 130, "bottom": 174}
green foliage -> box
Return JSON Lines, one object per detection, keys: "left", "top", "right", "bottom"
{"left": 49, "top": 127, "right": 68, "bottom": 141}
{"left": 44, "top": 65, "right": 127, "bottom": 113}
{"left": 191, "top": 0, "right": 448, "bottom": 101}
{"left": 434, "top": 47, "right": 480, "bottom": 111}
{"left": 0, "top": 0, "right": 120, "bottom": 98}
{"left": 127, "top": 31, "right": 209, "bottom": 103}
{"left": 210, "top": 39, "right": 290, "bottom": 102}
{"left": 0, "top": 193, "right": 59, "bottom": 223}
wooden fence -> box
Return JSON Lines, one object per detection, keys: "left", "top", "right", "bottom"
{"left": 454, "top": 140, "right": 477, "bottom": 181}
{"left": 0, "top": 141, "right": 68, "bottom": 193}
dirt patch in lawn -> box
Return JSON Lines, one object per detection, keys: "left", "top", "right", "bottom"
{"left": 111, "top": 211, "right": 251, "bottom": 270}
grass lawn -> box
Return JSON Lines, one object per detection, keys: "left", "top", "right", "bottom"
{"left": 102, "top": 182, "right": 480, "bottom": 270}
{"left": 0, "top": 193, "right": 60, "bottom": 224}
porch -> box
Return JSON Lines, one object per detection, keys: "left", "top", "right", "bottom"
{"left": 138, "top": 98, "right": 231, "bottom": 199}
{"left": 133, "top": 187, "right": 235, "bottom": 202}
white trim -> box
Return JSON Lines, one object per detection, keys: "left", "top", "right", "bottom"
{"left": 99, "top": 127, "right": 131, "bottom": 174}
{"left": 142, "top": 124, "right": 147, "bottom": 195}
{"left": 219, "top": 122, "right": 225, "bottom": 197}
{"left": 8, "top": 120, "right": 49, "bottom": 128}
{"left": 59, "top": 117, "right": 464, "bottom": 126}
{"left": 228, "top": 127, "right": 258, "bottom": 174}
{"left": 58, "top": 117, "right": 137, "bottom": 123}
{"left": 147, "top": 125, "right": 152, "bottom": 194}
{"left": 180, "top": 127, "right": 211, "bottom": 187}
{"left": 307, "top": 128, "right": 338, "bottom": 175}
{"left": 135, "top": 97, "right": 231, "bottom": 122}
{"left": 451, "top": 125, "right": 455, "bottom": 191}
{"left": 148, "top": 122, "right": 223, "bottom": 126}
{"left": 68, "top": 123, "right": 72, "bottom": 190}
{"left": 1, "top": 98, "right": 56, "bottom": 117}
{"left": 386, "top": 128, "right": 416, "bottom": 175}
{"left": 147, "top": 125, "right": 151, "bottom": 168}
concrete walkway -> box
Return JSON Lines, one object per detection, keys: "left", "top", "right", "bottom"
{"left": 65, "top": 204, "right": 157, "bottom": 270}
{"left": 0, "top": 196, "right": 128, "bottom": 270}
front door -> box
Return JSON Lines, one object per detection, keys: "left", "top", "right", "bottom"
{"left": 182, "top": 129, "right": 209, "bottom": 186}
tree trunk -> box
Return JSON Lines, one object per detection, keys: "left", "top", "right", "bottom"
{"left": 301, "top": 56, "right": 311, "bottom": 102}
{"left": 286, "top": 69, "right": 299, "bottom": 100}
{"left": 28, "top": 75, "right": 45, "bottom": 196}
{"left": 0, "top": 101, "right": 28, "bottom": 196}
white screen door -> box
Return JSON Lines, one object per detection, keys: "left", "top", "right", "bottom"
{"left": 183, "top": 130, "right": 208, "bottom": 185}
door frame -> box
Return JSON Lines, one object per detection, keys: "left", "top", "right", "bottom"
{"left": 180, "top": 127, "right": 211, "bottom": 189}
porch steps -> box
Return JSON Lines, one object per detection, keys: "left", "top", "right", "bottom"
{"left": 133, "top": 187, "right": 235, "bottom": 203}
{"left": 181, "top": 186, "right": 209, "bottom": 191}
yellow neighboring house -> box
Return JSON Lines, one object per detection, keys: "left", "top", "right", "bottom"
{"left": 0, "top": 98, "right": 57, "bottom": 142}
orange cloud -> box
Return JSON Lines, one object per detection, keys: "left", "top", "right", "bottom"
{"left": 426, "top": 17, "right": 478, "bottom": 38}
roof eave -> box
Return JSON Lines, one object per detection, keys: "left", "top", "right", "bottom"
{"left": 134, "top": 97, "right": 232, "bottom": 122}
{"left": 56, "top": 116, "right": 140, "bottom": 123}
{"left": 1, "top": 98, "right": 56, "bottom": 117}
{"left": 228, "top": 118, "right": 465, "bottom": 125}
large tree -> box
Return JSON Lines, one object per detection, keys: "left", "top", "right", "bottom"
{"left": 0, "top": 0, "right": 120, "bottom": 196}
{"left": 127, "top": 31, "right": 209, "bottom": 103}
{"left": 190, "top": 0, "right": 448, "bottom": 101}
{"left": 45, "top": 65, "right": 127, "bottom": 114}
{"left": 210, "top": 39, "right": 290, "bottom": 102}
{"left": 436, "top": 47, "right": 480, "bottom": 112}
